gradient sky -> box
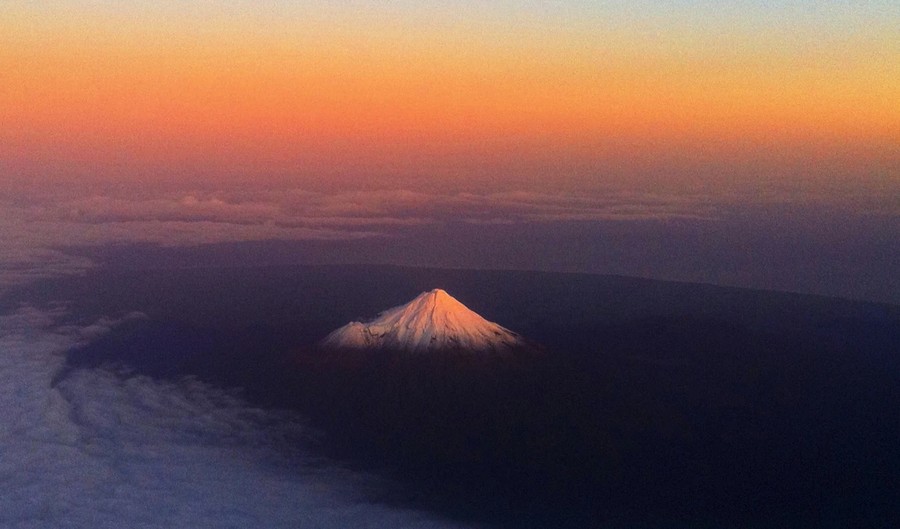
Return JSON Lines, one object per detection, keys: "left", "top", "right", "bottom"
{"left": 2, "top": 1, "right": 897, "bottom": 197}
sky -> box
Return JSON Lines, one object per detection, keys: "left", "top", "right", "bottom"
{"left": 2, "top": 1, "right": 897, "bottom": 195}
{"left": 0, "top": 1, "right": 897, "bottom": 301}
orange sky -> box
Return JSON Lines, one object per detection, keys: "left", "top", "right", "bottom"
{"left": 1, "top": 2, "right": 897, "bottom": 196}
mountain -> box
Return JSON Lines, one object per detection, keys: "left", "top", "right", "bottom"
{"left": 319, "top": 288, "right": 529, "bottom": 353}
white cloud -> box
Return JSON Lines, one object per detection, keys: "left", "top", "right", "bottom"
{"left": 0, "top": 307, "right": 470, "bottom": 529}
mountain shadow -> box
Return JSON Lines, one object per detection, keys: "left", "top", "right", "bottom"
{"left": 57, "top": 265, "right": 900, "bottom": 528}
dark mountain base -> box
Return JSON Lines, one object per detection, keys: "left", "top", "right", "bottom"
{"left": 66, "top": 319, "right": 899, "bottom": 529}
{"left": 21, "top": 264, "right": 897, "bottom": 528}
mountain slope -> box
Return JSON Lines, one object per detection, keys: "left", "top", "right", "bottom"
{"left": 319, "top": 289, "right": 528, "bottom": 353}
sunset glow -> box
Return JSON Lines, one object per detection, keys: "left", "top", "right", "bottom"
{"left": 2, "top": 2, "right": 897, "bottom": 194}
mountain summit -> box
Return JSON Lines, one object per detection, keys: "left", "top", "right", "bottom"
{"left": 319, "top": 289, "right": 528, "bottom": 353}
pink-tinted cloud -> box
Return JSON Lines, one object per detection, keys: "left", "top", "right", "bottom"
{"left": 4, "top": 185, "right": 891, "bottom": 293}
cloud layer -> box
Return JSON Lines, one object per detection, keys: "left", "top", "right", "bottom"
{"left": 0, "top": 306, "right": 468, "bottom": 528}
{"left": 2, "top": 186, "right": 895, "bottom": 301}
{"left": 0, "top": 188, "right": 719, "bottom": 292}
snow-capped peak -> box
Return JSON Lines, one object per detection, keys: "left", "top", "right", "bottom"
{"left": 319, "top": 289, "right": 528, "bottom": 353}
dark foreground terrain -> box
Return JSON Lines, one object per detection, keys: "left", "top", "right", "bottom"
{"left": 6, "top": 262, "right": 899, "bottom": 528}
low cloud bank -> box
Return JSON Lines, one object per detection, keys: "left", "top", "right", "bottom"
{"left": 0, "top": 188, "right": 715, "bottom": 291}
{"left": 0, "top": 306, "right": 468, "bottom": 529}
{"left": 2, "top": 186, "right": 895, "bottom": 302}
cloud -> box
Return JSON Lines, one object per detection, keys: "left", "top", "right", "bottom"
{"left": 0, "top": 188, "right": 722, "bottom": 292}
{"left": 23, "top": 183, "right": 893, "bottom": 294}
{"left": 31, "top": 189, "right": 718, "bottom": 229}
{"left": 0, "top": 307, "right": 469, "bottom": 529}
{"left": 6, "top": 183, "right": 893, "bottom": 294}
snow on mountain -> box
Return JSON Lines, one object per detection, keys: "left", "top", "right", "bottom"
{"left": 319, "top": 289, "right": 529, "bottom": 354}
